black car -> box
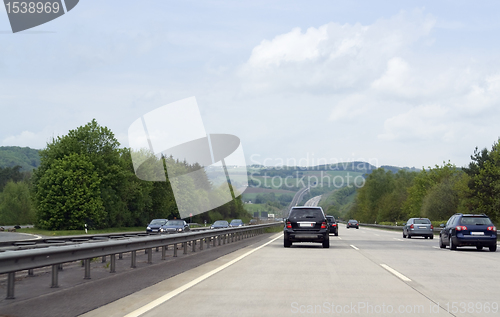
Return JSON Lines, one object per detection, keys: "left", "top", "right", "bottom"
{"left": 326, "top": 215, "right": 338, "bottom": 236}
{"left": 146, "top": 219, "right": 168, "bottom": 233}
{"left": 346, "top": 219, "right": 359, "bottom": 229}
{"left": 284, "top": 206, "right": 329, "bottom": 248}
{"left": 439, "top": 213, "right": 497, "bottom": 251}
{"left": 163, "top": 219, "right": 190, "bottom": 233}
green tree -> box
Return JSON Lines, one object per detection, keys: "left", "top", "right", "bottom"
{"left": 403, "top": 162, "right": 460, "bottom": 218}
{"left": 0, "top": 181, "right": 35, "bottom": 225}
{"left": 35, "top": 153, "right": 105, "bottom": 230}
{"left": 464, "top": 139, "right": 500, "bottom": 223}
{"left": 33, "top": 119, "right": 126, "bottom": 228}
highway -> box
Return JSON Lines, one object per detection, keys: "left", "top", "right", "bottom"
{"left": 80, "top": 226, "right": 500, "bottom": 317}
{"left": 304, "top": 195, "right": 321, "bottom": 206}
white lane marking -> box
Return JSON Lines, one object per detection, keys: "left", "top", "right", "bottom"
{"left": 380, "top": 264, "right": 412, "bottom": 282}
{"left": 5, "top": 233, "right": 43, "bottom": 240}
{"left": 124, "top": 234, "right": 283, "bottom": 317}
{"left": 338, "top": 237, "right": 342, "bottom": 240}
{"left": 393, "top": 238, "right": 404, "bottom": 241}
{"left": 350, "top": 245, "right": 359, "bottom": 250}
{"left": 432, "top": 246, "right": 440, "bottom": 249}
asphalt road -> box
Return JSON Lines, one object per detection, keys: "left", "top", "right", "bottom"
{"left": 0, "top": 232, "right": 41, "bottom": 243}
{"left": 304, "top": 195, "right": 321, "bottom": 206}
{"left": 82, "top": 226, "right": 500, "bottom": 317}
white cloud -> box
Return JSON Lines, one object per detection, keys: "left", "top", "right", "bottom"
{"left": 239, "top": 9, "right": 436, "bottom": 94}
{"left": 378, "top": 104, "right": 450, "bottom": 141}
{"left": 2, "top": 131, "right": 46, "bottom": 149}
{"left": 234, "top": 8, "right": 500, "bottom": 167}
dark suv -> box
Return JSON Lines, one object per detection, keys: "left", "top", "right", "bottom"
{"left": 326, "top": 215, "right": 338, "bottom": 236}
{"left": 439, "top": 213, "right": 497, "bottom": 251}
{"left": 284, "top": 206, "right": 329, "bottom": 248}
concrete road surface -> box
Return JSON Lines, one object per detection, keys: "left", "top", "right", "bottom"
{"left": 83, "top": 226, "right": 500, "bottom": 317}
{"left": 0, "top": 231, "right": 42, "bottom": 243}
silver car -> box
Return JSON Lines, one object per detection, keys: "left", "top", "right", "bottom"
{"left": 403, "top": 218, "right": 434, "bottom": 239}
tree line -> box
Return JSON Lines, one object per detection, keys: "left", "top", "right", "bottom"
{"left": 1, "top": 120, "right": 248, "bottom": 230}
{"left": 347, "top": 138, "right": 500, "bottom": 224}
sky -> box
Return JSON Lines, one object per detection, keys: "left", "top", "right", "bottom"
{"left": 1, "top": 0, "right": 500, "bottom": 169}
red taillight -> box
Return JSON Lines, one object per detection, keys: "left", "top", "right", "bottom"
{"left": 321, "top": 222, "right": 327, "bottom": 229}
{"left": 455, "top": 226, "right": 467, "bottom": 231}
{"left": 431, "top": 225, "right": 434, "bottom": 229}
{"left": 487, "top": 226, "right": 496, "bottom": 231}
{"left": 410, "top": 224, "right": 414, "bottom": 229}
{"left": 331, "top": 224, "right": 337, "bottom": 227}
{"left": 286, "top": 222, "right": 292, "bottom": 229}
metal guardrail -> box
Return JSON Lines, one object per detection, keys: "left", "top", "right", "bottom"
{"left": 0, "top": 226, "right": 212, "bottom": 250}
{"left": 0, "top": 223, "right": 282, "bottom": 300}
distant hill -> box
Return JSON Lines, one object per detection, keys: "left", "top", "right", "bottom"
{"left": 251, "top": 162, "right": 419, "bottom": 175}
{"left": 379, "top": 165, "right": 421, "bottom": 173}
{"left": 0, "top": 146, "right": 41, "bottom": 171}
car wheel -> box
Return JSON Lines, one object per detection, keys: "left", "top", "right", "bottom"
{"left": 403, "top": 230, "right": 406, "bottom": 238}
{"left": 407, "top": 234, "right": 411, "bottom": 239}
{"left": 323, "top": 238, "right": 330, "bottom": 248}
{"left": 476, "top": 246, "right": 483, "bottom": 250}
{"left": 284, "top": 237, "right": 291, "bottom": 248}
{"left": 489, "top": 244, "right": 497, "bottom": 252}
{"left": 425, "top": 236, "right": 428, "bottom": 239}
{"left": 439, "top": 235, "right": 446, "bottom": 248}
{"left": 356, "top": 227, "right": 359, "bottom": 229}
{"left": 334, "top": 232, "right": 338, "bottom": 236}
{"left": 430, "top": 235, "right": 434, "bottom": 240}
{"left": 450, "top": 237, "right": 457, "bottom": 250}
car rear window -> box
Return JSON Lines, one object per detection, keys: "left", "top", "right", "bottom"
{"left": 289, "top": 208, "right": 324, "bottom": 220}
{"left": 459, "top": 217, "right": 492, "bottom": 225}
{"left": 414, "top": 219, "right": 431, "bottom": 224}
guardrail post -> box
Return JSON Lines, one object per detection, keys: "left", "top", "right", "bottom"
{"left": 110, "top": 254, "right": 116, "bottom": 273}
{"left": 51, "top": 264, "right": 59, "bottom": 288}
{"left": 173, "top": 244, "right": 178, "bottom": 257}
{"left": 192, "top": 240, "right": 196, "bottom": 252}
{"left": 162, "top": 246, "right": 167, "bottom": 260}
{"left": 156, "top": 247, "right": 159, "bottom": 252}
{"left": 200, "top": 238, "right": 204, "bottom": 250}
{"left": 131, "top": 251, "right": 137, "bottom": 268}
{"left": 183, "top": 242, "right": 187, "bottom": 255}
{"left": 118, "top": 253, "right": 123, "bottom": 260}
{"left": 147, "top": 248, "right": 152, "bottom": 264}
{"left": 28, "top": 269, "right": 34, "bottom": 276}
{"left": 206, "top": 237, "right": 210, "bottom": 249}
{"left": 218, "top": 235, "right": 221, "bottom": 246}
{"left": 102, "top": 256, "right": 106, "bottom": 263}
{"left": 6, "top": 272, "right": 15, "bottom": 299}
{"left": 213, "top": 236, "right": 216, "bottom": 247}
{"left": 223, "top": 234, "right": 226, "bottom": 244}
{"left": 84, "top": 259, "right": 91, "bottom": 279}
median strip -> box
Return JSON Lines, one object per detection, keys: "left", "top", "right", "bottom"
{"left": 380, "top": 264, "right": 411, "bottom": 282}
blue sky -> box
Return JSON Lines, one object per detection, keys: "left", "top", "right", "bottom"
{"left": 1, "top": 1, "right": 500, "bottom": 168}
